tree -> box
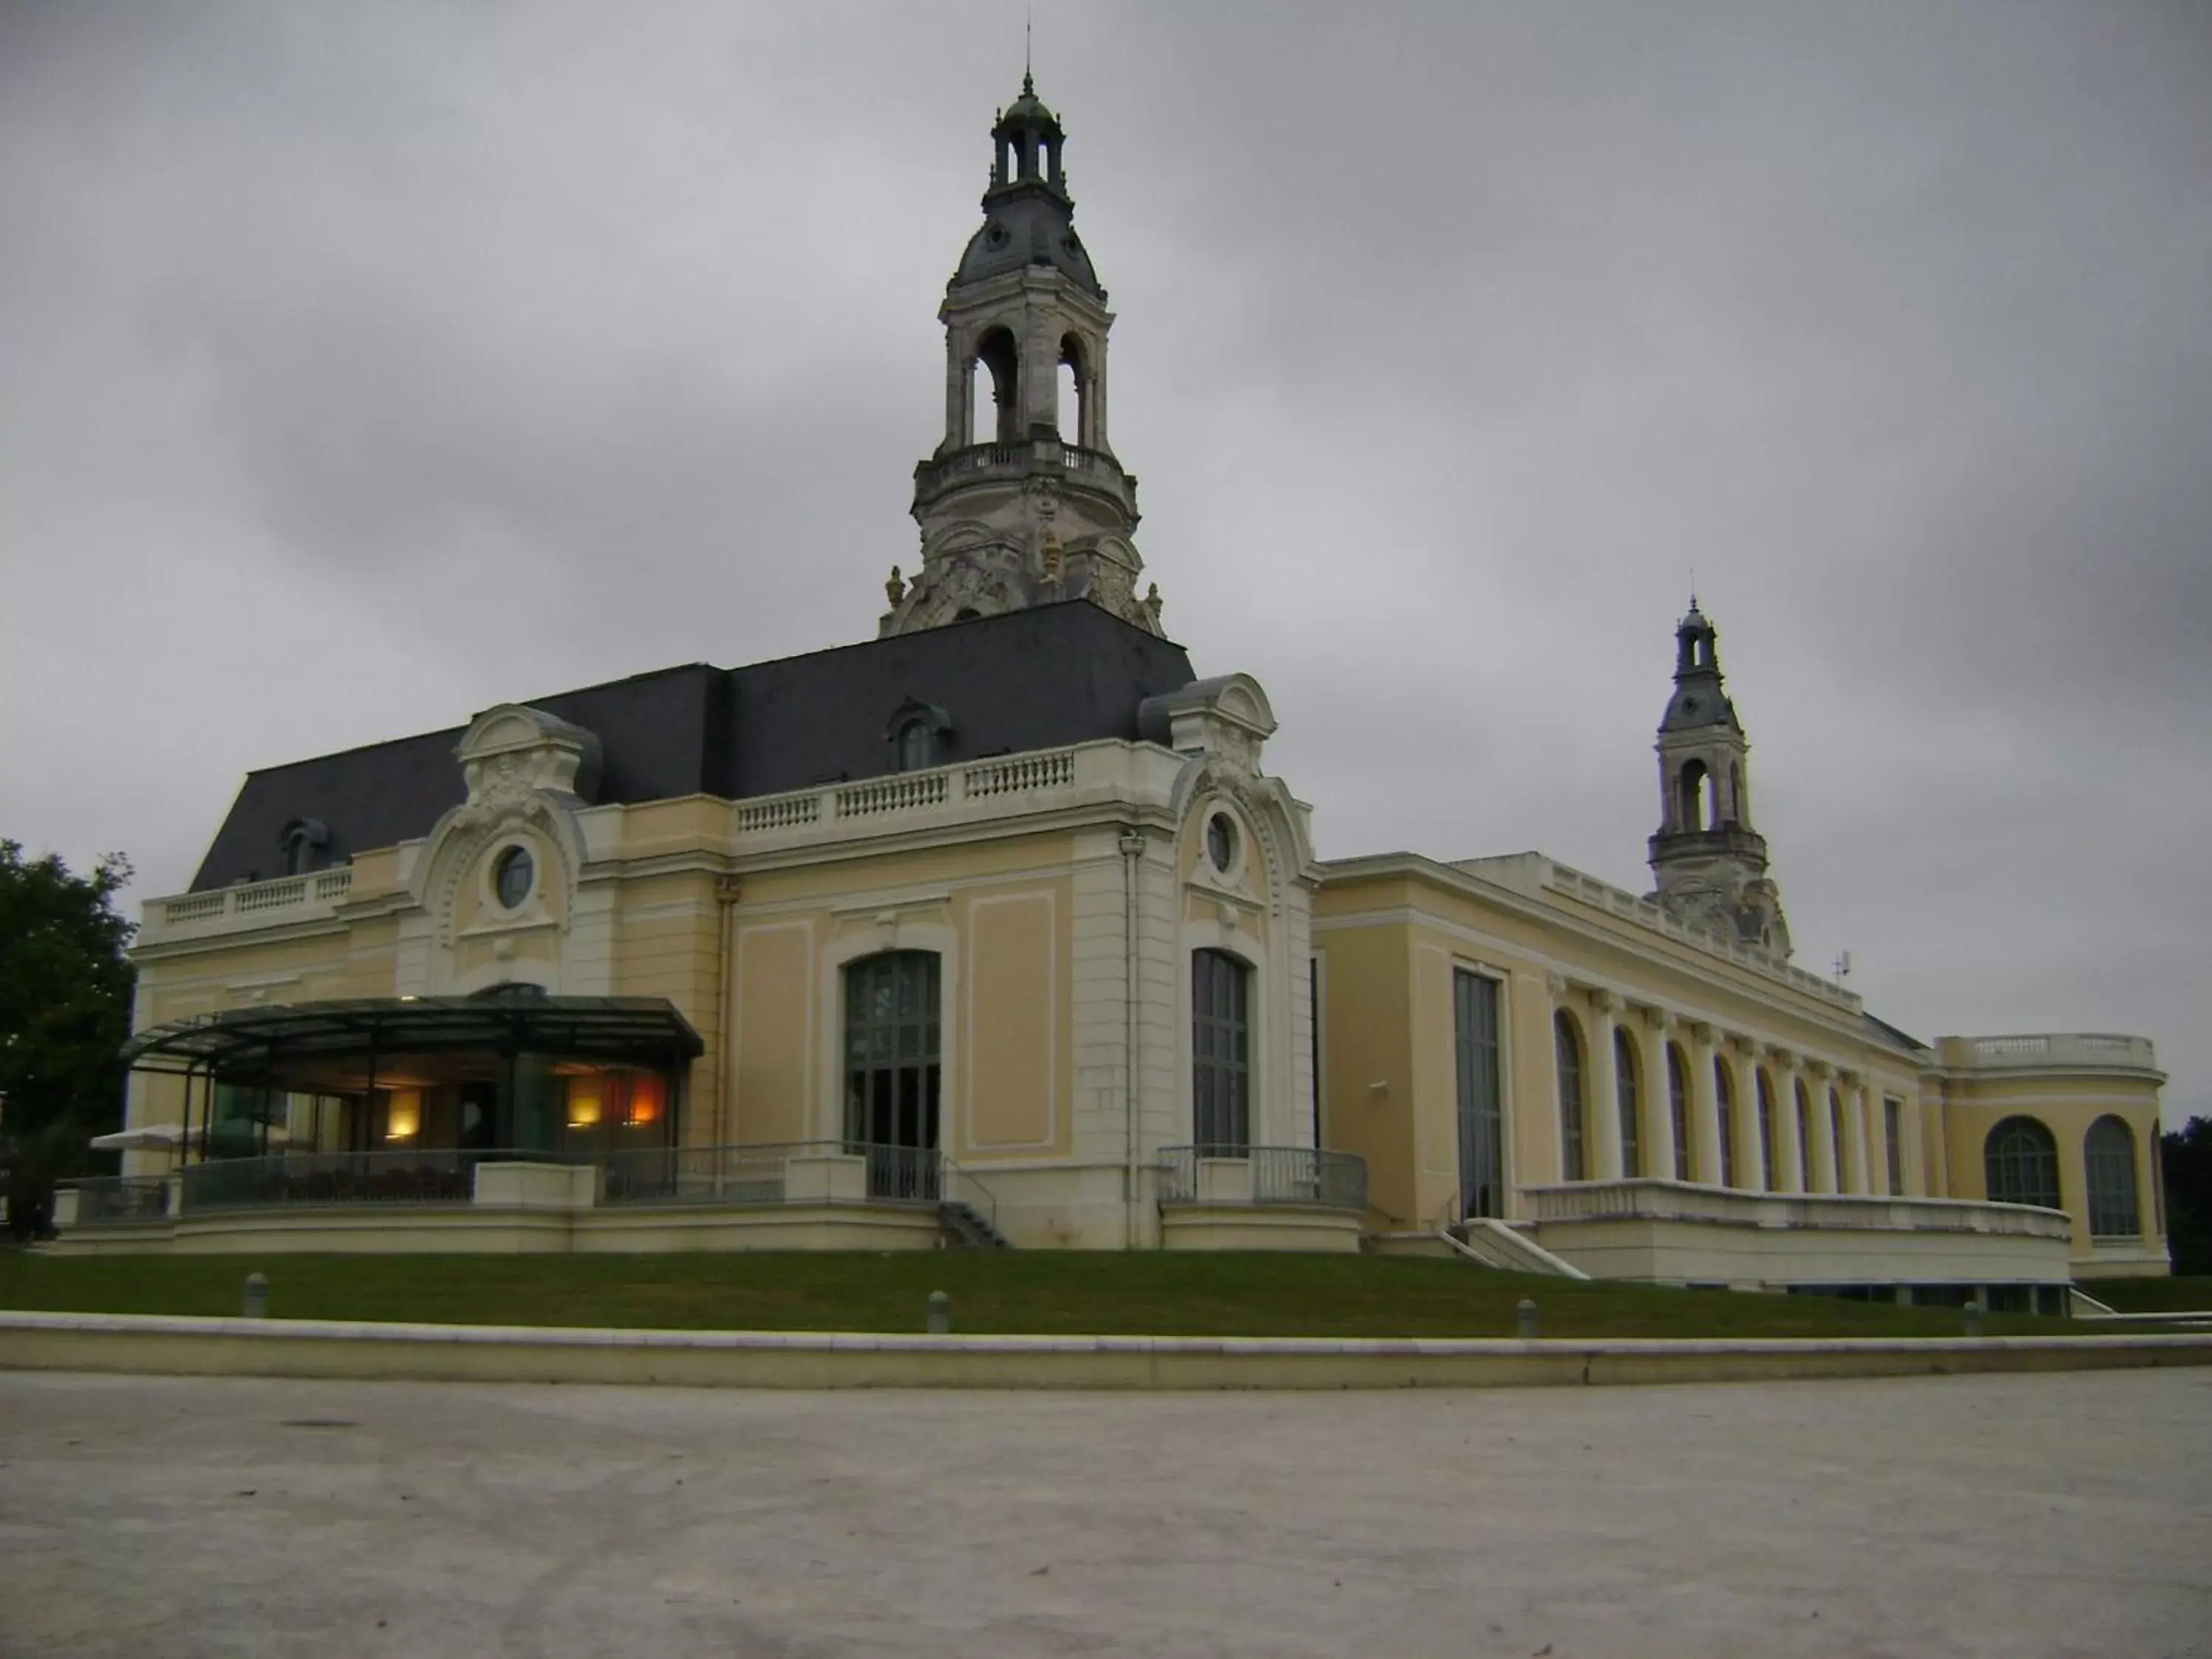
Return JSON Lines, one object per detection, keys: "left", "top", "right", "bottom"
{"left": 1, "top": 841, "right": 136, "bottom": 1239}
{"left": 2160, "top": 1116, "right": 2212, "bottom": 1277}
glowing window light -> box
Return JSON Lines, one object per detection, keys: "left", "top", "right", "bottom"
{"left": 385, "top": 1090, "right": 422, "bottom": 1141}
{"left": 567, "top": 1079, "right": 604, "bottom": 1129}
{"left": 626, "top": 1074, "right": 664, "bottom": 1128}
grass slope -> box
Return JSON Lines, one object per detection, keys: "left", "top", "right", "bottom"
{"left": 2087, "top": 1275, "right": 2212, "bottom": 1314}
{"left": 0, "top": 1251, "right": 2115, "bottom": 1340}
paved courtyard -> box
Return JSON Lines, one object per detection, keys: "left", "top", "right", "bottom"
{"left": 1, "top": 1367, "right": 2206, "bottom": 1658}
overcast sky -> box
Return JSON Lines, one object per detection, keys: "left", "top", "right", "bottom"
{"left": 2, "top": 1, "right": 2207, "bottom": 1124}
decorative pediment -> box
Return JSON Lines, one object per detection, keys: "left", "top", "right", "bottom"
{"left": 454, "top": 704, "right": 603, "bottom": 813}
{"left": 1138, "top": 674, "right": 1279, "bottom": 773}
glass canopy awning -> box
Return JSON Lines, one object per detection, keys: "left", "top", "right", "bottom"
{"left": 122, "top": 992, "right": 705, "bottom": 1082}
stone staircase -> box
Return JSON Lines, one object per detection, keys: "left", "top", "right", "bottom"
{"left": 939, "top": 1200, "right": 1012, "bottom": 1249}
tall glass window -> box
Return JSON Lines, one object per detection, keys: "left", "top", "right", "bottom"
{"left": 1192, "top": 949, "right": 1251, "bottom": 1154}
{"left": 1984, "top": 1116, "right": 2059, "bottom": 1211}
{"left": 1614, "top": 1029, "right": 1641, "bottom": 1179}
{"left": 1756, "top": 1071, "right": 1776, "bottom": 1192}
{"left": 1666, "top": 1043, "right": 1691, "bottom": 1180}
{"left": 1829, "top": 1087, "right": 1846, "bottom": 1189}
{"left": 1714, "top": 1060, "right": 1737, "bottom": 1188}
{"left": 844, "top": 952, "right": 942, "bottom": 1151}
{"left": 1555, "top": 1012, "right": 1586, "bottom": 1180}
{"left": 1793, "top": 1079, "right": 1813, "bottom": 1191}
{"left": 1454, "top": 970, "right": 1503, "bottom": 1218}
{"left": 2084, "top": 1116, "right": 2140, "bottom": 1239}
{"left": 1883, "top": 1097, "right": 1904, "bottom": 1195}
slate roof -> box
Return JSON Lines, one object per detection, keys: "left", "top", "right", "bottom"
{"left": 189, "top": 602, "right": 1197, "bottom": 891}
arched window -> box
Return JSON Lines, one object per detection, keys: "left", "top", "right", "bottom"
{"left": 1666, "top": 1043, "right": 1691, "bottom": 1180}
{"left": 1192, "top": 949, "right": 1251, "bottom": 1155}
{"left": 1614, "top": 1029, "right": 1641, "bottom": 1178}
{"left": 1714, "top": 1059, "right": 1737, "bottom": 1187}
{"left": 844, "top": 952, "right": 942, "bottom": 1158}
{"left": 1728, "top": 762, "right": 1744, "bottom": 827}
{"left": 1057, "top": 333, "right": 1088, "bottom": 445}
{"left": 1555, "top": 1012, "right": 1586, "bottom": 1180}
{"left": 1984, "top": 1116, "right": 2060, "bottom": 1211}
{"left": 1677, "top": 760, "right": 1709, "bottom": 832}
{"left": 279, "top": 817, "right": 330, "bottom": 877}
{"left": 1829, "top": 1087, "right": 1846, "bottom": 1187}
{"left": 1793, "top": 1079, "right": 1813, "bottom": 1191}
{"left": 971, "top": 326, "right": 1020, "bottom": 445}
{"left": 2084, "top": 1116, "right": 2140, "bottom": 1239}
{"left": 1755, "top": 1069, "right": 1776, "bottom": 1192}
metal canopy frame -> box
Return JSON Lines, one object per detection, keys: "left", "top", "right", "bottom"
{"left": 122, "top": 995, "right": 704, "bottom": 1082}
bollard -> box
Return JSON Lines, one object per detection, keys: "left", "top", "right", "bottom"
{"left": 1515, "top": 1298, "right": 1539, "bottom": 1341}
{"left": 242, "top": 1272, "right": 269, "bottom": 1320}
{"left": 1964, "top": 1294, "right": 1985, "bottom": 1338}
{"left": 926, "top": 1290, "right": 950, "bottom": 1335}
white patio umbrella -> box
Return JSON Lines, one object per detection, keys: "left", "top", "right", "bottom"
{"left": 88, "top": 1124, "right": 186, "bottom": 1152}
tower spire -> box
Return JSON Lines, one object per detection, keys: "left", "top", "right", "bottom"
{"left": 880, "top": 83, "right": 1158, "bottom": 639}
{"left": 1644, "top": 599, "right": 1791, "bottom": 956}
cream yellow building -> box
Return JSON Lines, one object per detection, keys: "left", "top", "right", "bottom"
{"left": 62, "top": 80, "right": 2168, "bottom": 1299}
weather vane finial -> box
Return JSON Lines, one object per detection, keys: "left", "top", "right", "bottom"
{"left": 1024, "top": 2, "right": 1034, "bottom": 92}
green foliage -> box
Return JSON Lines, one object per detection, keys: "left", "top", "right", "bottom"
{"left": 2159, "top": 1116, "right": 2212, "bottom": 1276}
{"left": 0, "top": 841, "right": 136, "bottom": 1238}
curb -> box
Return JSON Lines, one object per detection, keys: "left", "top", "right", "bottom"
{"left": 4, "top": 1312, "right": 2212, "bottom": 1391}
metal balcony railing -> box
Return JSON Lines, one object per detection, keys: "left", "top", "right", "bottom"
{"left": 1156, "top": 1145, "right": 1368, "bottom": 1211}
{"left": 167, "top": 1142, "right": 967, "bottom": 1213}
{"left": 178, "top": 1147, "right": 512, "bottom": 1211}
{"left": 65, "top": 1175, "right": 171, "bottom": 1224}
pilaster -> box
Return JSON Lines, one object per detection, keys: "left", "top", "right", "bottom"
{"left": 1688, "top": 1023, "right": 1722, "bottom": 1186}
{"left": 1585, "top": 990, "right": 1624, "bottom": 1182}
{"left": 1641, "top": 1011, "right": 1678, "bottom": 1181}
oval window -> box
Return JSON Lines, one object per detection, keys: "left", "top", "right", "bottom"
{"left": 1206, "top": 813, "right": 1238, "bottom": 874}
{"left": 493, "top": 845, "right": 535, "bottom": 911}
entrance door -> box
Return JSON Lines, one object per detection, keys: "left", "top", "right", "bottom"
{"left": 844, "top": 951, "right": 942, "bottom": 1200}
{"left": 1454, "top": 970, "right": 1503, "bottom": 1220}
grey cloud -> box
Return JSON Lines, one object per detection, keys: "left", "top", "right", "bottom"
{"left": 1, "top": 0, "right": 2205, "bottom": 1122}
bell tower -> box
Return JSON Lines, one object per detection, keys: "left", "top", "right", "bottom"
{"left": 881, "top": 77, "right": 1161, "bottom": 638}
{"left": 1645, "top": 600, "right": 1792, "bottom": 956}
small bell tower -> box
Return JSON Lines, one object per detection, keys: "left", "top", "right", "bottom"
{"left": 882, "top": 77, "right": 1160, "bottom": 637}
{"left": 1645, "top": 599, "right": 1792, "bottom": 956}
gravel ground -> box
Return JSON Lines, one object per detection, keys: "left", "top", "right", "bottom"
{"left": 1, "top": 1367, "right": 2206, "bottom": 1658}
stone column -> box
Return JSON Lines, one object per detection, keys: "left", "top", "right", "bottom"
{"left": 1688, "top": 1023, "right": 1722, "bottom": 1186}
{"left": 1846, "top": 1083, "right": 1874, "bottom": 1195}
{"left": 1807, "top": 1065, "right": 1839, "bottom": 1194}
{"left": 1641, "top": 1010, "right": 1677, "bottom": 1183}
{"left": 1771, "top": 1048, "right": 1805, "bottom": 1194}
{"left": 1586, "top": 992, "right": 1623, "bottom": 1183}
{"left": 945, "top": 333, "right": 970, "bottom": 448}
{"left": 1731, "top": 1037, "right": 1764, "bottom": 1192}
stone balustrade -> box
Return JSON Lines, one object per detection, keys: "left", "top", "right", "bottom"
{"left": 141, "top": 744, "right": 1122, "bottom": 946}
{"left": 1524, "top": 1178, "right": 2073, "bottom": 1239}
{"left": 1944, "top": 1032, "right": 2159, "bottom": 1072}
{"left": 147, "top": 868, "right": 352, "bottom": 938}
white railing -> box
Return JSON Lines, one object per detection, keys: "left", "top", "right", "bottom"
{"left": 964, "top": 751, "right": 1077, "bottom": 796}
{"left": 731, "top": 747, "right": 1082, "bottom": 839}
{"left": 837, "top": 773, "right": 950, "bottom": 818}
{"left": 1953, "top": 1033, "right": 2159, "bottom": 1072}
{"left": 1541, "top": 860, "right": 1861, "bottom": 1010}
{"left": 1523, "top": 1178, "right": 2073, "bottom": 1240}
{"left": 150, "top": 866, "right": 353, "bottom": 934}
{"left": 735, "top": 793, "right": 821, "bottom": 832}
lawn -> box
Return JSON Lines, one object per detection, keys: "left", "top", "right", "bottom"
{"left": 2086, "top": 1275, "right": 2212, "bottom": 1313}
{"left": 0, "top": 1250, "right": 2132, "bottom": 1340}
